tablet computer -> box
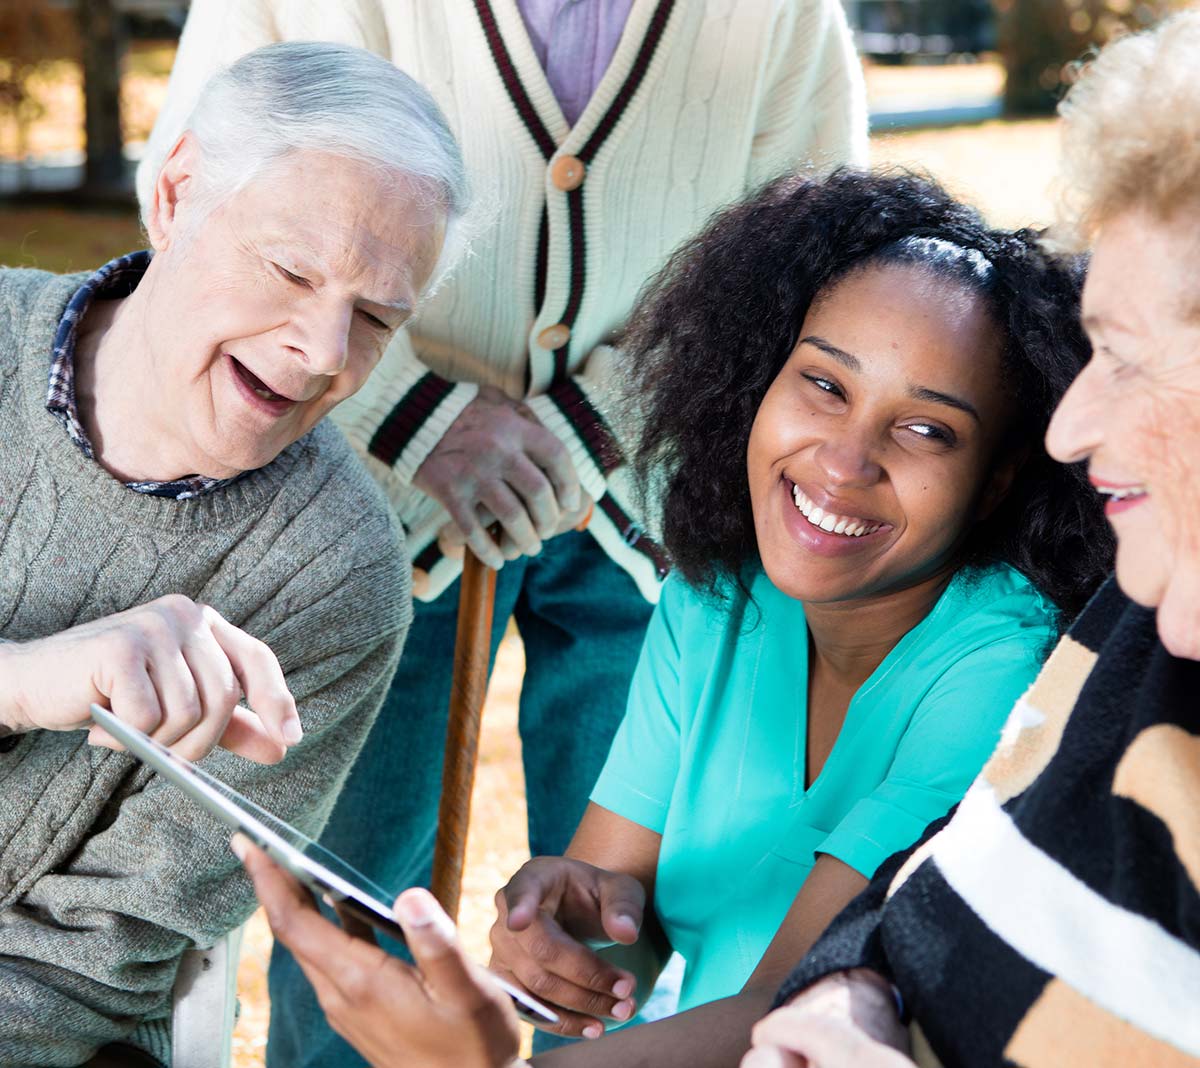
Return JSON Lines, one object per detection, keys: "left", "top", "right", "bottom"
{"left": 89, "top": 703, "right": 557, "bottom": 1025}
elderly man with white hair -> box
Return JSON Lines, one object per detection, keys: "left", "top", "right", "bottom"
{"left": 0, "top": 40, "right": 464, "bottom": 1067}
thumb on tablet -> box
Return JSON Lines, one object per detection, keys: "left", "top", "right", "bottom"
{"left": 394, "top": 889, "right": 489, "bottom": 1009}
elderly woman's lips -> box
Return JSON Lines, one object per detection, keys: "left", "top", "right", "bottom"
{"left": 1094, "top": 482, "right": 1150, "bottom": 517}
{"left": 1103, "top": 491, "right": 1149, "bottom": 517}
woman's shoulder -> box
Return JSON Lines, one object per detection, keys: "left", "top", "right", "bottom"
{"left": 882, "top": 563, "right": 1061, "bottom": 697}
{"left": 939, "top": 562, "right": 1060, "bottom": 644}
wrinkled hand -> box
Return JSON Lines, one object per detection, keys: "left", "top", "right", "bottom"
{"left": 0, "top": 595, "right": 300, "bottom": 764}
{"left": 489, "top": 856, "right": 643, "bottom": 1038}
{"left": 414, "top": 386, "right": 581, "bottom": 570}
{"left": 437, "top": 495, "right": 593, "bottom": 564}
{"left": 742, "top": 970, "right": 911, "bottom": 1068}
{"left": 743, "top": 1013, "right": 916, "bottom": 1068}
{"left": 236, "top": 836, "right": 525, "bottom": 1068}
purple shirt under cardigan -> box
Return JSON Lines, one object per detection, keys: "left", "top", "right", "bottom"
{"left": 517, "top": 0, "right": 635, "bottom": 125}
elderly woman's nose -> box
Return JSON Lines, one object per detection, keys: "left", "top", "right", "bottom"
{"left": 1046, "top": 362, "right": 1104, "bottom": 464}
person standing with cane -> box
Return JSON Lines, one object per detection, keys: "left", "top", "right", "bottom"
{"left": 139, "top": 3, "right": 868, "bottom": 1065}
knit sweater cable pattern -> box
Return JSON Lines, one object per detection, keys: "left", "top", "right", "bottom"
{"left": 0, "top": 269, "right": 411, "bottom": 1066}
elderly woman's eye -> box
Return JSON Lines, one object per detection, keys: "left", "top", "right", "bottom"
{"left": 273, "top": 263, "right": 310, "bottom": 287}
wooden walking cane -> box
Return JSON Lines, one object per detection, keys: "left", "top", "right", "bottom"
{"left": 430, "top": 538, "right": 498, "bottom": 921}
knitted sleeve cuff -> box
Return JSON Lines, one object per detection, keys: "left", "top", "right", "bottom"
{"left": 360, "top": 370, "right": 479, "bottom": 487}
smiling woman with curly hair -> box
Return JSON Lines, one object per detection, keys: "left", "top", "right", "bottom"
{"left": 622, "top": 168, "right": 1111, "bottom": 618}
{"left": 481, "top": 169, "right": 1112, "bottom": 1057}
{"left": 229, "top": 168, "right": 1115, "bottom": 1068}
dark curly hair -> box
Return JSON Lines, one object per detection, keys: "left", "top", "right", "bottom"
{"left": 620, "top": 168, "right": 1114, "bottom": 621}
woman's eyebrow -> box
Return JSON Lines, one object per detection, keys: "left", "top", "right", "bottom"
{"left": 799, "top": 335, "right": 861, "bottom": 371}
{"left": 909, "top": 385, "right": 980, "bottom": 422}
{"left": 801, "top": 335, "right": 980, "bottom": 422}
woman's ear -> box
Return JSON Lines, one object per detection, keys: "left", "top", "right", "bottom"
{"left": 146, "top": 131, "right": 203, "bottom": 252}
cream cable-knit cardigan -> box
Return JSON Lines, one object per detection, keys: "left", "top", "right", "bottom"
{"left": 138, "top": 0, "right": 868, "bottom": 601}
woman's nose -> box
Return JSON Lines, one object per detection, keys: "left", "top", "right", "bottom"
{"left": 1046, "top": 361, "right": 1104, "bottom": 464}
{"left": 814, "top": 432, "right": 883, "bottom": 488}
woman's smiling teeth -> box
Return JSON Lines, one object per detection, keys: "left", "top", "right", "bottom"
{"left": 1097, "top": 484, "right": 1148, "bottom": 501}
{"left": 792, "top": 485, "right": 883, "bottom": 537}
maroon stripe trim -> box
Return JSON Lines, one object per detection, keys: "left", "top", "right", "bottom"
{"left": 598, "top": 493, "right": 669, "bottom": 577}
{"left": 548, "top": 378, "right": 622, "bottom": 475}
{"left": 550, "top": 0, "right": 676, "bottom": 382}
{"left": 413, "top": 541, "right": 443, "bottom": 573}
{"left": 472, "top": 0, "right": 556, "bottom": 159}
{"left": 368, "top": 372, "right": 456, "bottom": 467}
{"left": 534, "top": 207, "right": 549, "bottom": 312}
{"left": 551, "top": 187, "right": 587, "bottom": 383}
{"left": 579, "top": 0, "right": 676, "bottom": 164}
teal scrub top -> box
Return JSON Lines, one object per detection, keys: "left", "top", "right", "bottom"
{"left": 590, "top": 562, "right": 1057, "bottom": 1013}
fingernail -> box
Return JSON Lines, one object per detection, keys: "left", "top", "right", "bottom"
{"left": 282, "top": 719, "right": 303, "bottom": 746}
{"left": 582, "top": 1024, "right": 603, "bottom": 1040}
{"left": 612, "top": 999, "right": 633, "bottom": 1022}
{"left": 612, "top": 977, "right": 634, "bottom": 999}
{"left": 230, "top": 835, "right": 247, "bottom": 861}
{"left": 395, "top": 889, "right": 456, "bottom": 940}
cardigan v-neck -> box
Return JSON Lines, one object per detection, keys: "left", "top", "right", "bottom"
{"left": 516, "top": 0, "right": 636, "bottom": 126}
{"left": 471, "top": 0, "right": 676, "bottom": 157}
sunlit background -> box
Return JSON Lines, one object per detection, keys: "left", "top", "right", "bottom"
{"left": 1, "top": 1, "right": 1191, "bottom": 1063}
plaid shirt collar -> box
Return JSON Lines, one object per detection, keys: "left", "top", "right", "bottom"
{"left": 46, "top": 251, "right": 233, "bottom": 501}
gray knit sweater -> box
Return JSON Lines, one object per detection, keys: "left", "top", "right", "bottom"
{"left": 0, "top": 268, "right": 412, "bottom": 1066}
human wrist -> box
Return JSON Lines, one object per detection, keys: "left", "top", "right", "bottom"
{"left": 0, "top": 642, "right": 32, "bottom": 733}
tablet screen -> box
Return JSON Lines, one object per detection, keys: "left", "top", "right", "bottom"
{"left": 89, "top": 703, "right": 557, "bottom": 1025}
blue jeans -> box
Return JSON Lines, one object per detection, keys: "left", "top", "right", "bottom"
{"left": 266, "top": 531, "right": 655, "bottom": 1068}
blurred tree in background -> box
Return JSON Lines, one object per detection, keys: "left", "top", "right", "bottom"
{"left": 996, "top": 0, "right": 1192, "bottom": 115}
{"left": 0, "top": 0, "right": 78, "bottom": 188}
{"left": 1, "top": 0, "right": 127, "bottom": 199}
{"left": 78, "top": 0, "right": 125, "bottom": 195}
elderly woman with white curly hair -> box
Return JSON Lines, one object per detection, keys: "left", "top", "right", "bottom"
{"left": 0, "top": 40, "right": 463, "bottom": 1067}
{"left": 742, "top": 12, "right": 1200, "bottom": 1067}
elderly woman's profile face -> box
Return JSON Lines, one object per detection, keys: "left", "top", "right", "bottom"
{"left": 143, "top": 141, "right": 447, "bottom": 477}
{"left": 1046, "top": 208, "right": 1200, "bottom": 656}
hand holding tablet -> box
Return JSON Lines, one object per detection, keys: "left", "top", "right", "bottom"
{"left": 89, "top": 703, "right": 556, "bottom": 1028}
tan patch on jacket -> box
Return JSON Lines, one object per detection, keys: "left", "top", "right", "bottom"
{"left": 1113, "top": 723, "right": 1200, "bottom": 892}
{"left": 1006, "top": 979, "right": 1200, "bottom": 1066}
{"left": 911, "top": 1021, "right": 944, "bottom": 1068}
{"left": 983, "top": 636, "right": 1098, "bottom": 803}
{"left": 887, "top": 835, "right": 938, "bottom": 900}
